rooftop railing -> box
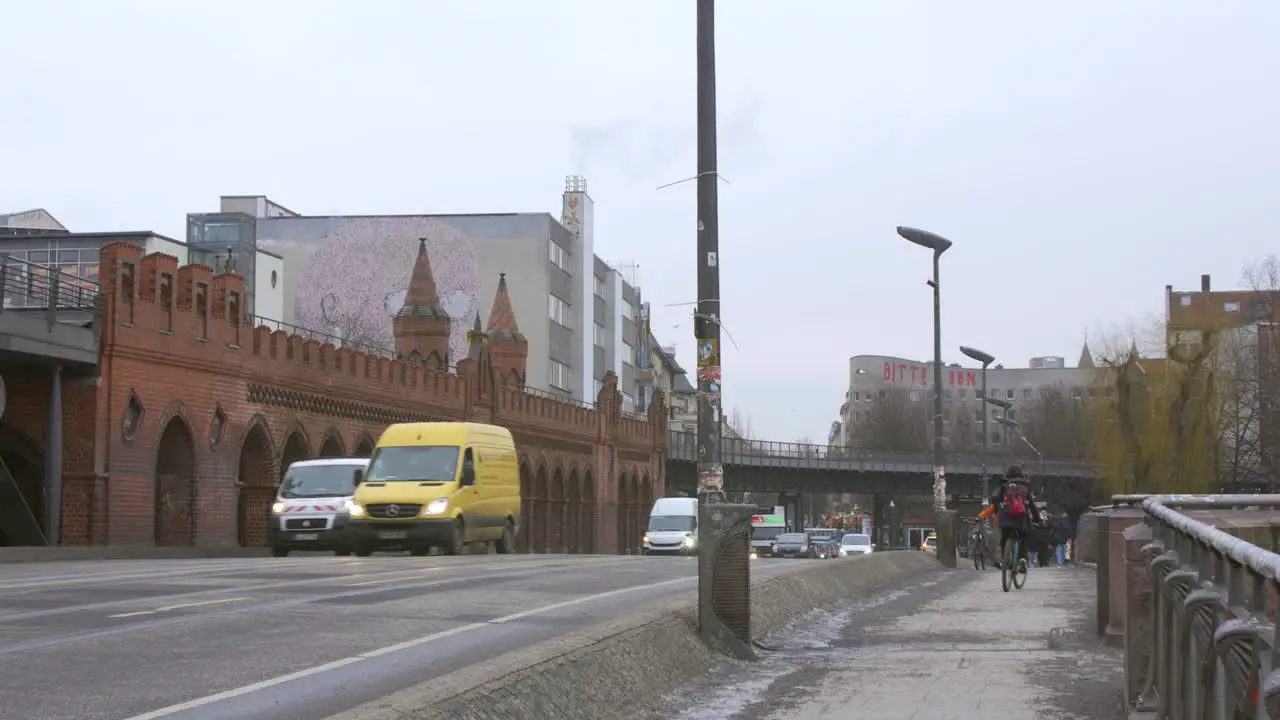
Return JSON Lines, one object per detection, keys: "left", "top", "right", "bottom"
{"left": 0, "top": 255, "right": 101, "bottom": 313}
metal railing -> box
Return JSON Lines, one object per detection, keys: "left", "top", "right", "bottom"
{"left": 666, "top": 429, "right": 1098, "bottom": 477}
{"left": 1129, "top": 494, "right": 1280, "bottom": 719}
{"left": 518, "top": 385, "right": 595, "bottom": 410}
{"left": 0, "top": 255, "right": 101, "bottom": 312}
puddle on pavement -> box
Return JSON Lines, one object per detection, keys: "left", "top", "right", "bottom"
{"left": 656, "top": 578, "right": 944, "bottom": 720}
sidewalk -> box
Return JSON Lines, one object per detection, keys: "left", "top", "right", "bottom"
{"left": 657, "top": 561, "right": 1125, "bottom": 720}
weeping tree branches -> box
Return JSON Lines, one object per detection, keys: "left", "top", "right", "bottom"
{"left": 852, "top": 388, "right": 929, "bottom": 452}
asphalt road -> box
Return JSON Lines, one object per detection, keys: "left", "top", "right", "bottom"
{"left": 0, "top": 552, "right": 808, "bottom": 720}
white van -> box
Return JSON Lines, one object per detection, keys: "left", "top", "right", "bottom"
{"left": 642, "top": 496, "right": 698, "bottom": 556}
{"left": 269, "top": 457, "right": 370, "bottom": 557}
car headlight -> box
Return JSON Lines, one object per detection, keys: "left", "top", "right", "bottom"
{"left": 749, "top": 552, "right": 758, "bottom": 560}
{"left": 682, "top": 535, "right": 696, "bottom": 548}
{"left": 423, "top": 498, "right": 448, "bottom": 516}
{"left": 642, "top": 535, "right": 650, "bottom": 545}
{"left": 345, "top": 499, "right": 366, "bottom": 516}
{"left": 839, "top": 549, "right": 847, "bottom": 557}
{"left": 271, "top": 501, "right": 285, "bottom": 514}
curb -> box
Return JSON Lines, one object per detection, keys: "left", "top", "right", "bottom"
{"left": 0, "top": 546, "right": 273, "bottom": 563}
{"left": 325, "top": 551, "right": 941, "bottom": 720}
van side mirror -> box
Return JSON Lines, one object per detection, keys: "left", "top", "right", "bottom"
{"left": 461, "top": 464, "right": 476, "bottom": 486}
{"left": 353, "top": 468, "right": 364, "bottom": 485}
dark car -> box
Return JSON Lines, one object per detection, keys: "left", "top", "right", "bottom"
{"left": 771, "top": 532, "right": 811, "bottom": 558}
{"left": 806, "top": 533, "right": 840, "bottom": 559}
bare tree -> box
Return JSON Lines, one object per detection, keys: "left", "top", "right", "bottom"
{"left": 794, "top": 435, "right": 818, "bottom": 458}
{"left": 852, "top": 388, "right": 928, "bottom": 452}
{"left": 727, "top": 407, "right": 755, "bottom": 440}
{"left": 1022, "top": 384, "right": 1092, "bottom": 461}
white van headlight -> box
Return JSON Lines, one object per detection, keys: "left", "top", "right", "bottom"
{"left": 271, "top": 501, "right": 285, "bottom": 514}
{"left": 423, "top": 498, "right": 448, "bottom": 516}
{"left": 682, "top": 535, "right": 696, "bottom": 548}
{"left": 642, "top": 535, "right": 650, "bottom": 545}
{"left": 345, "top": 499, "right": 366, "bottom": 516}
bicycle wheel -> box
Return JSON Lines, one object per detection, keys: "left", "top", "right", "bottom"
{"left": 1001, "top": 541, "right": 1013, "bottom": 592}
{"left": 1012, "top": 539, "right": 1027, "bottom": 589}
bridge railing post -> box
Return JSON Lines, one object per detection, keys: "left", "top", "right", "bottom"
{"left": 1107, "top": 494, "right": 1280, "bottom": 718}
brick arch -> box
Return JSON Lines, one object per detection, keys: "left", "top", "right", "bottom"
{"left": 580, "top": 468, "right": 595, "bottom": 554}
{"left": 566, "top": 467, "right": 582, "bottom": 553}
{"left": 518, "top": 457, "right": 533, "bottom": 552}
{"left": 616, "top": 470, "right": 632, "bottom": 555}
{"left": 533, "top": 460, "right": 549, "bottom": 553}
{"left": 279, "top": 423, "right": 312, "bottom": 480}
{"left": 153, "top": 412, "right": 197, "bottom": 547}
{"left": 236, "top": 415, "right": 276, "bottom": 547}
{"left": 641, "top": 472, "right": 653, "bottom": 517}
{"left": 549, "top": 464, "right": 566, "bottom": 554}
{"left": 0, "top": 421, "right": 45, "bottom": 545}
{"left": 317, "top": 428, "right": 346, "bottom": 458}
{"left": 629, "top": 469, "right": 643, "bottom": 555}
{"left": 352, "top": 432, "right": 376, "bottom": 457}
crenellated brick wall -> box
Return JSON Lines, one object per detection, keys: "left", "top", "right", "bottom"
{"left": 0, "top": 241, "right": 666, "bottom": 551}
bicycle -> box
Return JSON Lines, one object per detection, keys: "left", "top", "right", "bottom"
{"left": 971, "top": 528, "right": 987, "bottom": 571}
{"left": 1001, "top": 533, "right": 1028, "bottom": 592}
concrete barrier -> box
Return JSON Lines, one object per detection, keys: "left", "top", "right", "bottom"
{"left": 326, "top": 551, "right": 939, "bottom": 720}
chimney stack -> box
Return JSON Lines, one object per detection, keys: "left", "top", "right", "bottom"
{"left": 1201, "top": 274, "right": 1211, "bottom": 292}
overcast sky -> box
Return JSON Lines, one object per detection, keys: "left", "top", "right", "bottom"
{"left": 4, "top": 1, "right": 1278, "bottom": 443}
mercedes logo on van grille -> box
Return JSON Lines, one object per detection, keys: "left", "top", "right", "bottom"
{"left": 386, "top": 504, "right": 401, "bottom": 517}
{"left": 302, "top": 520, "right": 311, "bottom": 528}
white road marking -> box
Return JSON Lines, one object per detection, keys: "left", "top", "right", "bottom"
{"left": 108, "top": 597, "right": 248, "bottom": 619}
{"left": 121, "top": 575, "right": 697, "bottom": 720}
{"left": 346, "top": 569, "right": 446, "bottom": 587}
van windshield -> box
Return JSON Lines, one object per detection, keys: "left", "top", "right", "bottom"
{"left": 751, "top": 526, "right": 785, "bottom": 541}
{"left": 648, "top": 515, "right": 696, "bottom": 532}
{"left": 366, "top": 446, "right": 460, "bottom": 483}
{"left": 280, "top": 464, "right": 363, "bottom": 498}
{"left": 842, "top": 534, "right": 870, "bottom": 546}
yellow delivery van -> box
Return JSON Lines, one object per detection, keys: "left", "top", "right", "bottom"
{"left": 346, "top": 422, "right": 520, "bottom": 557}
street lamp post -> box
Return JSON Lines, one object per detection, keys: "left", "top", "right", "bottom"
{"left": 896, "top": 227, "right": 953, "bottom": 511}
{"left": 959, "top": 346, "right": 995, "bottom": 504}
{"left": 997, "top": 417, "right": 1044, "bottom": 475}
{"left": 984, "top": 395, "right": 1012, "bottom": 498}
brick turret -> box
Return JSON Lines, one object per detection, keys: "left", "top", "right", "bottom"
{"left": 487, "top": 273, "right": 527, "bottom": 386}
{"left": 393, "top": 238, "right": 452, "bottom": 369}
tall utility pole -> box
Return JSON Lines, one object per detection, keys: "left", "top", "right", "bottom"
{"left": 695, "top": 0, "right": 725, "bottom": 506}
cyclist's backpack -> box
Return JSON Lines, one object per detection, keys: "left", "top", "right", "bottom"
{"left": 1002, "top": 485, "right": 1029, "bottom": 518}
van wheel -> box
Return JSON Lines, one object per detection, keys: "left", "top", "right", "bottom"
{"left": 334, "top": 549, "right": 352, "bottom": 557}
{"left": 409, "top": 546, "right": 429, "bottom": 556}
{"left": 496, "top": 519, "right": 515, "bottom": 554}
{"left": 354, "top": 547, "right": 373, "bottom": 558}
{"left": 271, "top": 547, "right": 289, "bottom": 558}
{"left": 443, "top": 518, "right": 465, "bottom": 556}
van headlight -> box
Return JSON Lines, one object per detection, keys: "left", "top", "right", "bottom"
{"left": 422, "top": 498, "right": 448, "bottom": 516}
{"left": 345, "top": 499, "right": 366, "bottom": 517}
{"left": 682, "top": 535, "right": 696, "bottom": 548}
{"left": 750, "top": 551, "right": 758, "bottom": 560}
{"left": 271, "top": 501, "right": 285, "bottom": 515}
{"left": 642, "top": 535, "right": 650, "bottom": 545}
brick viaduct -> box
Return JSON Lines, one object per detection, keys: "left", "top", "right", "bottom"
{"left": 0, "top": 240, "right": 667, "bottom": 553}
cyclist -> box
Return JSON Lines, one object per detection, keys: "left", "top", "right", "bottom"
{"left": 976, "top": 465, "right": 1041, "bottom": 570}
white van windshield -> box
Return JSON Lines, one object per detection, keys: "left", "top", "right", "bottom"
{"left": 280, "top": 465, "right": 362, "bottom": 499}
{"left": 367, "top": 446, "right": 460, "bottom": 483}
{"left": 842, "top": 534, "right": 871, "bottom": 546}
{"left": 649, "top": 515, "right": 696, "bottom": 532}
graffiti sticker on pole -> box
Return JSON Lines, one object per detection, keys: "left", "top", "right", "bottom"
{"left": 697, "top": 365, "right": 721, "bottom": 383}
{"left": 696, "top": 339, "right": 718, "bottom": 367}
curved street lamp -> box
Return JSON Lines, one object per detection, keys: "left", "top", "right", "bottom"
{"left": 960, "top": 346, "right": 995, "bottom": 501}
{"left": 896, "top": 226, "right": 953, "bottom": 514}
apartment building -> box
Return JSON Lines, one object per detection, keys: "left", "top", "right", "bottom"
{"left": 837, "top": 349, "right": 1099, "bottom": 449}
{"left": 186, "top": 176, "right": 647, "bottom": 408}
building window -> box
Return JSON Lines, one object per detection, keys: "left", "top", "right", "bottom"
{"left": 1008, "top": 409, "right": 1017, "bottom": 421}
{"left": 548, "top": 294, "right": 569, "bottom": 326}
{"left": 974, "top": 409, "right": 984, "bottom": 422}
{"left": 909, "top": 390, "right": 920, "bottom": 402}
{"left": 1224, "top": 301, "right": 1240, "bottom": 313}
{"left": 550, "top": 360, "right": 570, "bottom": 391}
{"left": 622, "top": 299, "right": 634, "bottom": 321}
{"left": 593, "top": 377, "right": 604, "bottom": 399}
{"left": 1180, "top": 294, "right": 1191, "bottom": 307}
{"left": 594, "top": 275, "right": 605, "bottom": 298}
{"left": 622, "top": 392, "right": 634, "bottom": 411}
{"left": 622, "top": 341, "right": 634, "bottom": 366}
{"left": 1006, "top": 389, "right": 1015, "bottom": 400}
{"left": 878, "top": 390, "right": 887, "bottom": 401}
{"left": 975, "top": 389, "right": 985, "bottom": 399}
{"left": 1022, "top": 388, "right": 1032, "bottom": 399}
{"left": 594, "top": 322, "right": 606, "bottom": 347}
{"left": 958, "top": 389, "right": 969, "bottom": 400}
{"left": 549, "top": 242, "right": 571, "bottom": 274}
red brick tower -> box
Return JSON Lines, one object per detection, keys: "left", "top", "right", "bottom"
{"left": 486, "top": 273, "right": 527, "bottom": 386}
{"left": 393, "top": 238, "right": 452, "bottom": 369}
